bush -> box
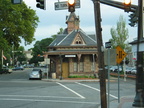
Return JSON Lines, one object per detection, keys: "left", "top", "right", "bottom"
{"left": 68, "top": 75, "right": 95, "bottom": 79}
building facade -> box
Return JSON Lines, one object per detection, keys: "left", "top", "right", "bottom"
{"left": 44, "top": 13, "right": 98, "bottom": 78}
{"left": 129, "top": 38, "right": 144, "bottom": 66}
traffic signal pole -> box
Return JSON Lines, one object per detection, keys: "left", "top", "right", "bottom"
{"left": 92, "top": 0, "right": 107, "bottom": 107}
{"left": 133, "top": 0, "right": 144, "bottom": 107}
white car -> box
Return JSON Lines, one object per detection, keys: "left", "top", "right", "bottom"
{"left": 125, "top": 67, "right": 134, "bottom": 74}
{"left": 29, "top": 69, "right": 42, "bottom": 80}
{"left": 131, "top": 68, "right": 137, "bottom": 74}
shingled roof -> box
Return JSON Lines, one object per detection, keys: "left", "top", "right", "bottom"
{"left": 49, "top": 29, "right": 97, "bottom": 47}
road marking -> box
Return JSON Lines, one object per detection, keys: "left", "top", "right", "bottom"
{"left": 76, "top": 82, "right": 118, "bottom": 99}
{"left": 0, "top": 95, "right": 81, "bottom": 99}
{"left": 0, "top": 98, "right": 97, "bottom": 104}
{"left": 56, "top": 82, "right": 85, "bottom": 99}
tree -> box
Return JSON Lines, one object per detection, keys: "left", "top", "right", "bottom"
{"left": 109, "top": 15, "right": 131, "bottom": 52}
{"left": 14, "top": 46, "right": 26, "bottom": 65}
{"left": 51, "top": 28, "right": 64, "bottom": 40}
{"left": 30, "top": 28, "right": 64, "bottom": 64}
{"left": 0, "top": 0, "right": 39, "bottom": 48}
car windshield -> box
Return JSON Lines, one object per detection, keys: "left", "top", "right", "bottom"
{"left": 31, "top": 71, "right": 39, "bottom": 75}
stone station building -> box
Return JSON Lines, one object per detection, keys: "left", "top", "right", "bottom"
{"left": 44, "top": 12, "right": 98, "bottom": 78}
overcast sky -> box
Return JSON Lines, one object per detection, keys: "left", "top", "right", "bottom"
{"left": 22, "top": 0, "right": 138, "bottom": 50}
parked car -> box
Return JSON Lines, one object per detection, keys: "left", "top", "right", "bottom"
{"left": 0, "top": 67, "right": 12, "bottom": 74}
{"left": 110, "top": 66, "right": 122, "bottom": 72}
{"left": 12, "top": 66, "right": 24, "bottom": 71}
{"left": 29, "top": 69, "right": 42, "bottom": 80}
{"left": 110, "top": 66, "right": 117, "bottom": 72}
{"left": 125, "top": 67, "right": 134, "bottom": 74}
{"left": 131, "top": 68, "right": 137, "bottom": 74}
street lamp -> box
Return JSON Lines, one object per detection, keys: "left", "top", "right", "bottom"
{"left": 12, "top": 50, "right": 22, "bottom": 67}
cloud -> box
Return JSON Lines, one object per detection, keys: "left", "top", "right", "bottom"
{"left": 22, "top": 0, "right": 138, "bottom": 50}
{"left": 34, "top": 25, "right": 65, "bottom": 40}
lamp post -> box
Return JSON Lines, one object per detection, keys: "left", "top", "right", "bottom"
{"left": 12, "top": 50, "right": 22, "bottom": 67}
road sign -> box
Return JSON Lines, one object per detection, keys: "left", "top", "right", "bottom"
{"left": 11, "top": 0, "right": 22, "bottom": 4}
{"left": 105, "top": 41, "right": 111, "bottom": 48}
{"left": 54, "top": 0, "right": 80, "bottom": 10}
{"left": 116, "top": 46, "right": 127, "bottom": 64}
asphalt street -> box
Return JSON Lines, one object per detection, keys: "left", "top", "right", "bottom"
{"left": 0, "top": 68, "right": 136, "bottom": 108}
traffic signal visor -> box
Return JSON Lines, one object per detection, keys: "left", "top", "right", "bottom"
{"left": 36, "top": 0, "right": 46, "bottom": 10}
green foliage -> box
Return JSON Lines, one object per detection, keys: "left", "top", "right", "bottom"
{"left": 30, "top": 28, "right": 64, "bottom": 64}
{"left": 109, "top": 15, "right": 131, "bottom": 53}
{"left": 110, "top": 15, "right": 128, "bottom": 49}
{"left": 14, "top": 46, "right": 26, "bottom": 64}
{"left": 68, "top": 75, "right": 95, "bottom": 79}
{"left": 0, "top": 0, "right": 39, "bottom": 48}
{"left": 51, "top": 28, "right": 64, "bottom": 41}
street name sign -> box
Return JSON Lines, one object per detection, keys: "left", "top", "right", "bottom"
{"left": 11, "top": 0, "right": 22, "bottom": 4}
{"left": 105, "top": 41, "right": 111, "bottom": 48}
{"left": 55, "top": 0, "right": 80, "bottom": 10}
{"left": 116, "top": 46, "right": 127, "bottom": 64}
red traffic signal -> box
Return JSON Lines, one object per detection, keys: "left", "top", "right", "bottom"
{"left": 124, "top": 0, "right": 131, "bottom": 12}
{"left": 68, "top": 0, "right": 75, "bottom": 12}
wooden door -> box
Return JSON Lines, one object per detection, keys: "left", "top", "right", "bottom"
{"left": 62, "top": 62, "right": 69, "bottom": 78}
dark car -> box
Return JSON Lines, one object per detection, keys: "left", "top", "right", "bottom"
{"left": 29, "top": 69, "right": 42, "bottom": 80}
{"left": 0, "top": 67, "right": 12, "bottom": 74}
{"left": 12, "top": 66, "right": 24, "bottom": 71}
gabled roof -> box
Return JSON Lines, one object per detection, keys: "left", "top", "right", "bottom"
{"left": 49, "top": 29, "right": 97, "bottom": 47}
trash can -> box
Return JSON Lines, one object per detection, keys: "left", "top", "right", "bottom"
{"left": 52, "top": 73, "right": 56, "bottom": 79}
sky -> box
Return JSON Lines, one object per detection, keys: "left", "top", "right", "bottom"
{"left": 22, "top": 0, "right": 138, "bottom": 50}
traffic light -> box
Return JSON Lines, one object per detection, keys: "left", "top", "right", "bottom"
{"left": 36, "top": 0, "right": 46, "bottom": 10}
{"left": 124, "top": 0, "right": 131, "bottom": 12}
{"left": 68, "top": 0, "right": 75, "bottom": 13}
{"left": 128, "top": 8, "right": 138, "bottom": 27}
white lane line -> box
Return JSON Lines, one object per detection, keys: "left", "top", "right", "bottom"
{"left": 0, "top": 98, "right": 96, "bottom": 104}
{"left": 56, "top": 82, "right": 85, "bottom": 99}
{"left": 76, "top": 82, "right": 118, "bottom": 99}
{"left": 0, "top": 95, "right": 81, "bottom": 99}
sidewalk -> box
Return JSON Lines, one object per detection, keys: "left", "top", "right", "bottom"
{"left": 98, "top": 96, "right": 144, "bottom": 108}
{"left": 42, "top": 78, "right": 100, "bottom": 82}
{"left": 105, "top": 96, "right": 134, "bottom": 108}
{"left": 42, "top": 77, "right": 118, "bottom": 82}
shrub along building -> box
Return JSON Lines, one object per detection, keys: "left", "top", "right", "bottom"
{"left": 44, "top": 12, "right": 98, "bottom": 79}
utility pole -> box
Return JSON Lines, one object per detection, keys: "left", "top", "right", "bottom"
{"left": 92, "top": 0, "right": 107, "bottom": 107}
{"left": 133, "top": 0, "right": 144, "bottom": 107}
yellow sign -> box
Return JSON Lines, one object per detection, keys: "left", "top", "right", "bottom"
{"left": 116, "top": 46, "right": 127, "bottom": 64}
